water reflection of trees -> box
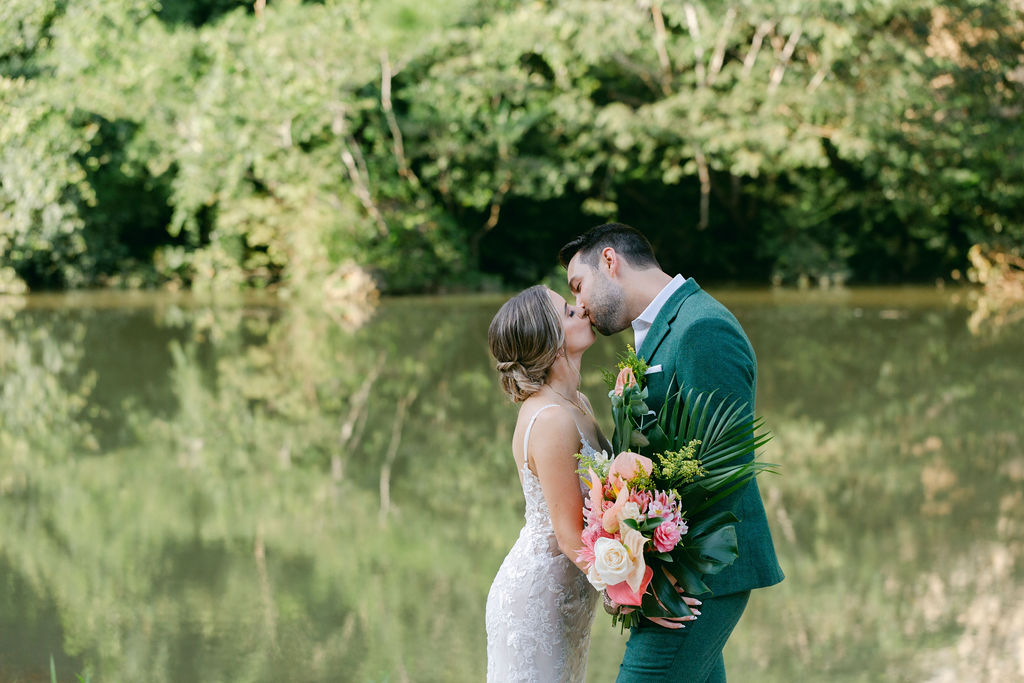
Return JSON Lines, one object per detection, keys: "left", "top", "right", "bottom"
{"left": 0, "top": 292, "right": 1022, "bottom": 681}
{"left": 0, "top": 295, "right": 526, "bottom": 681}
{"left": 723, "top": 295, "right": 1024, "bottom": 681}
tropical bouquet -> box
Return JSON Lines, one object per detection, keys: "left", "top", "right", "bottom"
{"left": 576, "top": 347, "right": 775, "bottom": 629}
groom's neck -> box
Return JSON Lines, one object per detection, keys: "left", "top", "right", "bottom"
{"left": 624, "top": 268, "right": 675, "bottom": 320}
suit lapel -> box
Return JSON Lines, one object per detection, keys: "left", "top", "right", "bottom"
{"left": 637, "top": 279, "right": 701, "bottom": 363}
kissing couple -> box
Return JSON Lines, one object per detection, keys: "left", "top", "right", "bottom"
{"left": 484, "top": 223, "right": 784, "bottom": 682}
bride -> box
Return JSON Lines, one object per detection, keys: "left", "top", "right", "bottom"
{"left": 485, "top": 284, "right": 607, "bottom": 682}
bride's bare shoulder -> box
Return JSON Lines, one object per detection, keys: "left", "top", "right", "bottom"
{"left": 518, "top": 401, "right": 579, "bottom": 453}
{"left": 516, "top": 397, "right": 569, "bottom": 427}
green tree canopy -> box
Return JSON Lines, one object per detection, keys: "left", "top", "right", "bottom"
{"left": 2, "top": 0, "right": 1022, "bottom": 292}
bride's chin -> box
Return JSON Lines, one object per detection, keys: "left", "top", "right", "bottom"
{"left": 577, "top": 337, "right": 596, "bottom": 353}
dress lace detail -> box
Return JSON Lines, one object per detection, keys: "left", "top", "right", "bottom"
{"left": 485, "top": 404, "right": 599, "bottom": 682}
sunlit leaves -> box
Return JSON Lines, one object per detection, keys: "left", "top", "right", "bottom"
{"left": 1, "top": 0, "right": 1022, "bottom": 290}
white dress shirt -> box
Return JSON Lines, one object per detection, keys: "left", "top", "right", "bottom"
{"left": 632, "top": 274, "right": 687, "bottom": 353}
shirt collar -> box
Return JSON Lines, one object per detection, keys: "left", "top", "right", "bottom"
{"left": 632, "top": 274, "right": 686, "bottom": 349}
{"left": 633, "top": 274, "right": 687, "bottom": 327}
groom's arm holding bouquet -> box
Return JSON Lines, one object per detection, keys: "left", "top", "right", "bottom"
{"left": 660, "top": 305, "right": 783, "bottom": 602}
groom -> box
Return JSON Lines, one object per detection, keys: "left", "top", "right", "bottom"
{"left": 559, "top": 223, "right": 784, "bottom": 682}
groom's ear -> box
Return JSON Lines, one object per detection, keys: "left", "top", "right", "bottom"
{"left": 601, "top": 247, "right": 621, "bottom": 277}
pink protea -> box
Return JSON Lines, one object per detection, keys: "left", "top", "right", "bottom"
{"left": 587, "top": 521, "right": 606, "bottom": 542}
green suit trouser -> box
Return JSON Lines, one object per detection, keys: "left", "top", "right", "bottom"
{"left": 615, "top": 591, "right": 750, "bottom": 683}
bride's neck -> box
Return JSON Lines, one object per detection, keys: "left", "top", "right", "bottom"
{"left": 545, "top": 354, "right": 582, "bottom": 396}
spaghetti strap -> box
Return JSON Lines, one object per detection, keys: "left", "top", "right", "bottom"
{"left": 523, "top": 404, "right": 561, "bottom": 466}
{"left": 521, "top": 403, "right": 591, "bottom": 476}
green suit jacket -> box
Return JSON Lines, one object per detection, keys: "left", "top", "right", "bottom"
{"left": 638, "top": 279, "right": 784, "bottom": 597}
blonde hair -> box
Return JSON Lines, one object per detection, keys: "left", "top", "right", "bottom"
{"left": 488, "top": 285, "right": 564, "bottom": 402}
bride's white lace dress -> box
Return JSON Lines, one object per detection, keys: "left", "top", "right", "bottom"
{"left": 485, "top": 404, "right": 599, "bottom": 682}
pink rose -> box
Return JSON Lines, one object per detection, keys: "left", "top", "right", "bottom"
{"left": 613, "top": 367, "right": 638, "bottom": 396}
{"left": 653, "top": 521, "right": 682, "bottom": 553}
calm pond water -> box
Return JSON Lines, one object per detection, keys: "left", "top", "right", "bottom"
{"left": 1, "top": 286, "right": 1022, "bottom": 682}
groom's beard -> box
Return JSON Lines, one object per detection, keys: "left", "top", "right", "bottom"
{"left": 588, "top": 282, "right": 631, "bottom": 336}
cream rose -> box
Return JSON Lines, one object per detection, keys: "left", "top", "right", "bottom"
{"left": 586, "top": 565, "right": 607, "bottom": 590}
{"left": 619, "top": 501, "right": 642, "bottom": 524}
{"left": 593, "top": 537, "right": 633, "bottom": 586}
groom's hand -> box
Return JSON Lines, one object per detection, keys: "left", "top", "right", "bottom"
{"left": 647, "top": 585, "right": 702, "bottom": 629}
{"left": 642, "top": 572, "right": 704, "bottom": 629}
{"left": 646, "top": 599, "right": 702, "bottom": 629}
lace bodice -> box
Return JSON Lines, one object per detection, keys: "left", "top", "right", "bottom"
{"left": 486, "top": 404, "right": 600, "bottom": 683}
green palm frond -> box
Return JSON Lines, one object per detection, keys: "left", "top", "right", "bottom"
{"left": 655, "top": 388, "right": 772, "bottom": 478}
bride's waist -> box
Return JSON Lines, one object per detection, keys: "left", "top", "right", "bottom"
{"left": 513, "top": 524, "right": 561, "bottom": 554}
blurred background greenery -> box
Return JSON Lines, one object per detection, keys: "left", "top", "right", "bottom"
{"left": 3, "top": 2, "right": 1024, "bottom": 681}
{"left": 2, "top": 0, "right": 1023, "bottom": 295}
{"left": 1, "top": 287, "right": 1022, "bottom": 681}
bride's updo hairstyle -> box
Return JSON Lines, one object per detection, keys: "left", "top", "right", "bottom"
{"left": 488, "top": 285, "right": 564, "bottom": 402}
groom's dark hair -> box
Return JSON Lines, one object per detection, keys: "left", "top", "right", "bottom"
{"left": 558, "top": 223, "right": 660, "bottom": 270}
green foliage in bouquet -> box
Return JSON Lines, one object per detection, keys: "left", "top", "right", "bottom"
{"left": 601, "top": 345, "right": 649, "bottom": 391}
{"left": 655, "top": 384, "right": 775, "bottom": 518}
{"left": 655, "top": 441, "right": 707, "bottom": 489}
{"left": 608, "top": 373, "right": 776, "bottom": 614}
